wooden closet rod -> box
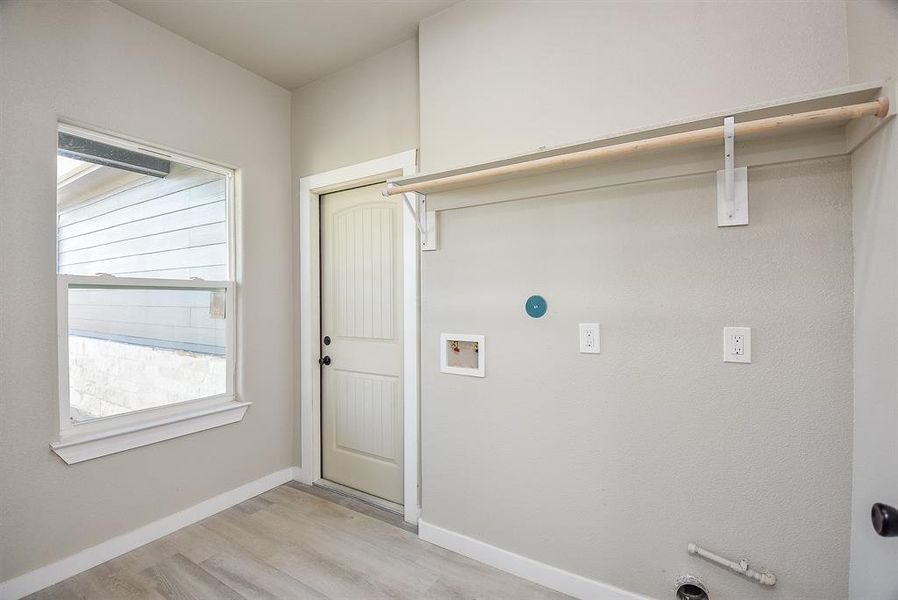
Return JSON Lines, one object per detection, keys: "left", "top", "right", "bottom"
{"left": 385, "top": 97, "right": 889, "bottom": 197}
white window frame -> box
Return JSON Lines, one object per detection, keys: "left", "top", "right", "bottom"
{"left": 50, "top": 124, "right": 247, "bottom": 465}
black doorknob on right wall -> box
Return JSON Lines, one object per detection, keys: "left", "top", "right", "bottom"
{"left": 871, "top": 503, "right": 898, "bottom": 537}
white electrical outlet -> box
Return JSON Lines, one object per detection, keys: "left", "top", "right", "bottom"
{"left": 579, "top": 323, "right": 600, "bottom": 354}
{"left": 723, "top": 327, "right": 751, "bottom": 363}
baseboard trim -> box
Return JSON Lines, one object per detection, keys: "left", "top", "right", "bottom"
{"left": 294, "top": 463, "right": 314, "bottom": 485}
{"left": 417, "top": 520, "right": 648, "bottom": 600}
{"left": 0, "top": 467, "right": 300, "bottom": 600}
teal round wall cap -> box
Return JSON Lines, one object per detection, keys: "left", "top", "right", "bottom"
{"left": 525, "top": 295, "right": 547, "bottom": 318}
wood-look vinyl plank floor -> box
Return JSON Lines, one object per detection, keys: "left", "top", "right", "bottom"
{"left": 283, "top": 482, "right": 416, "bottom": 534}
{"left": 142, "top": 553, "right": 245, "bottom": 600}
{"left": 24, "top": 484, "right": 569, "bottom": 600}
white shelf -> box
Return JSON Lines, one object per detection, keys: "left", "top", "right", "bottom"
{"left": 389, "top": 81, "right": 893, "bottom": 210}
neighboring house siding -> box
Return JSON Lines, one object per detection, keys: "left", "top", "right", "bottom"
{"left": 58, "top": 164, "right": 228, "bottom": 354}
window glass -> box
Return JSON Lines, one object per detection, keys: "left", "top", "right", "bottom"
{"left": 57, "top": 144, "right": 228, "bottom": 280}
{"left": 57, "top": 128, "right": 234, "bottom": 425}
{"left": 67, "top": 285, "right": 228, "bottom": 422}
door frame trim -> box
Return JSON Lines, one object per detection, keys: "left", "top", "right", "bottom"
{"left": 297, "top": 150, "right": 420, "bottom": 524}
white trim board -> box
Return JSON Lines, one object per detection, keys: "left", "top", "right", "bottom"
{"left": 407, "top": 81, "right": 893, "bottom": 215}
{"left": 391, "top": 80, "right": 885, "bottom": 190}
{"left": 0, "top": 468, "right": 300, "bottom": 600}
{"left": 297, "top": 150, "right": 420, "bottom": 525}
{"left": 50, "top": 398, "right": 250, "bottom": 464}
{"left": 417, "top": 520, "right": 650, "bottom": 600}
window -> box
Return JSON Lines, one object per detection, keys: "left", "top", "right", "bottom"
{"left": 52, "top": 124, "right": 246, "bottom": 464}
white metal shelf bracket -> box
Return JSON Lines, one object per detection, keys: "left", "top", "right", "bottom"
{"left": 388, "top": 183, "right": 438, "bottom": 251}
{"left": 717, "top": 115, "right": 748, "bottom": 227}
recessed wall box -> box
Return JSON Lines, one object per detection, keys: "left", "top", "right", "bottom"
{"left": 440, "top": 333, "right": 485, "bottom": 377}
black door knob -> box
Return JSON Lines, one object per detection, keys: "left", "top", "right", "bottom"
{"left": 318, "top": 356, "right": 331, "bottom": 366}
{"left": 872, "top": 503, "right": 898, "bottom": 537}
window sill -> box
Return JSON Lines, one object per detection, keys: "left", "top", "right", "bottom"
{"left": 50, "top": 399, "right": 251, "bottom": 464}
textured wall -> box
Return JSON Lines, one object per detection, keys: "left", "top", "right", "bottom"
{"left": 421, "top": 158, "right": 854, "bottom": 599}
{"left": 417, "top": 2, "right": 854, "bottom": 598}
{"left": 847, "top": 1, "right": 898, "bottom": 597}
{"left": 291, "top": 38, "right": 419, "bottom": 178}
{"left": 419, "top": 0, "right": 849, "bottom": 172}
{"left": 0, "top": 0, "right": 293, "bottom": 580}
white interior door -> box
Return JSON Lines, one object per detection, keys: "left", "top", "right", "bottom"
{"left": 320, "top": 183, "right": 403, "bottom": 505}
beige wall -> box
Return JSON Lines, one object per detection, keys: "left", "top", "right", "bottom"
{"left": 847, "top": 1, "right": 898, "bottom": 598}
{"left": 417, "top": 2, "right": 854, "bottom": 598}
{"left": 418, "top": 0, "right": 849, "bottom": 172}
{"left": 291, "top": 38, "right": 419, "bottom": 178}
{"left": 420, "top": 158, "right": 853, "bottom": 599}
{"left": 0, "top": 0, "right": 294, "bottom": 581}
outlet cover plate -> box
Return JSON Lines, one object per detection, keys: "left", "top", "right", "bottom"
{"left": 579, "top": 323, "right": 600, "bottom": 354}
{"left": 723, "top": 326, "right": 751, "bottom": 363}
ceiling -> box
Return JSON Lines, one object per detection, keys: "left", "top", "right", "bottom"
{"left": 112, "top": 0, "right": 456, "bottom": 89}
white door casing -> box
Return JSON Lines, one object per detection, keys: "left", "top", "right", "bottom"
{"left": 297, "top": 150, "right": 419, "bottom": 524}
